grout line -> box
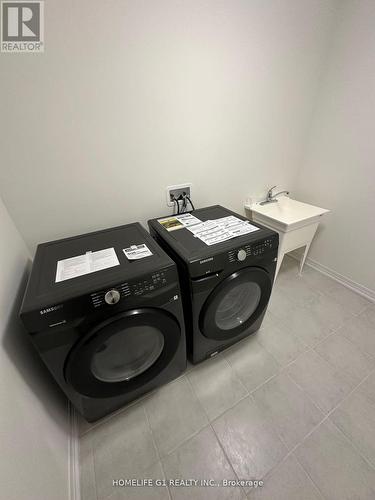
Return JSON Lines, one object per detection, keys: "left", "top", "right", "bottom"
{"left": 134, "top": 367, "right": 251, "bottom": 466}
{"left": 308, "top": 329, "right": 338, "bottom": 349}
{"left": 222, "top": 328, "right": 266, "bottom": 356}
{"left": 248, "top": 373, "right": 280, "bottom": 395}
{"left": 328, "top": 417, "right": 375, "bottom": 471}
{"left": 256, "top": 449, "right": 326, "bottom": 500}
{"left": 186, "top": 352, "right": 252, "bottom": 416}
{"left": 263, "top": 310, "right": 312, "bottom": 349}
{"left": 221, "top": 353, "right": 251, "bottom": 397}
{"left": 161, "top": 422, "right": 212, "bottom": 460}
{"left": 224, "top": 327, "right": 282, "bottom": 380}
{"left": 142, "top": 405, "right": 173, "bottom": 500}
{"left": 361, "top": 303, "right": 375, "bottom": 315}
{"left": 283, "top": 371, "right": 326, "bottom": 421}
{"left": 149, "top": 375, "right": 211, "bottom": 460}
{"left": 248, "top": 341, "right": 375, "bottom": 492}
{"left": 356, "top": 303, "right": 373, "bottom": 317}
{"left": 282, "top": 345, "right": 361, "bottom": 417}
{"left": 258, "top": 361, "right": 375, "bottom": 500}
{"left": 251, "top": 345, "right": 315, "bottom": 390}
{"left": 254, "top": 325, "right": 310, "bottom": 367}
{"left": 184, "top": 374, "right": 249, "bottom": 499}
{"left": 210, "top": 390, "right": 251, "bottom": 423}
{"left": 339, "top": 334, "right": 375, "bottom": 363}
{"left": 247, "top": 391, "right": 291, "bottom": 453}
{"left": 312, "top": 347, "right": 363, "bottom": 387}
{"left": 259, "top": 277, "right": 373, "bottom": 384}
{"left": 292, "top": 383, "right": 375, "bottom": 500}
{"left": 291, "top": 451, "right": 327, "bottom": 500}
{"left": 224, "top": 330, "right": 281, "bottom": 375}
{"left": 142, "top": 404, "right": 162, "bottom": 464}
{"left": 288, "top": 366, "right": 375, "bottom": 458}
{"left": 315, "top": 324, "right": 375, "bottom": 362}
{"left": 241, "top": 346, "right": 316, "bottom": 397}
{"left": 234, "top": 393, "right": 296, "bottom": 497}
{"left": 91, "top": 404, "right": 165, "bottom": 500}
{"left": 271, "top": 288, "right": 372, "bottom": 360}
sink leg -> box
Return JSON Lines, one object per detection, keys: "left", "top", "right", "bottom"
{"left": 274, "top": 253, "right": 284, "bottom": 281}
{"left": 274, "top": 232, "right": 287, "bottom": 281}
{"left": 299, "top": 242, "right": 311, "bottom": 275}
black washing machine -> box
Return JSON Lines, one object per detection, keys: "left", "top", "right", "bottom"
{"left": 20, "top": 223, "right": 186, "bottom": 422}
{"left": 148, "top": 205, "right": 278, "bottom": 364}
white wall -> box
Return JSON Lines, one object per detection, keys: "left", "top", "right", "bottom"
{"left": 294, "top": 0, "right": 375, "bottom": 292}
{"left": 0, "top": 0, "right": 337, "bottom": 252}
{"left": 0, "top": 196, "right": 69, "bottom": 500}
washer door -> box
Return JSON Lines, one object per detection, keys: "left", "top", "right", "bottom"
{"left": 65, "top": 308, "right": 181, "bottom": 397}
{"left": 200, "top": 267, "right": 272, "bottom": 340}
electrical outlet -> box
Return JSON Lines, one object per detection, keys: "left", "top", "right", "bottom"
{"left": 166, "top": 183, "right": 192, "bottom": 207}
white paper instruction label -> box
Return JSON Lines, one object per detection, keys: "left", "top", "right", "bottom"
{"left": 157, "top": 213, "right": 201, "bottom": 231}
{"left": 123, "top": 244, "right": 153, "bottom": 260}
{"left": 55, "top": 248, "right": 119, "bottom": 283}
{"left": 187, "top": 216, "right": 259, "bottom": 245}
{"left": 174, "top": 213, "right": 201, "bottom": 227}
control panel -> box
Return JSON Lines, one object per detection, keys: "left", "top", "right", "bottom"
{"left": 251, "top": 237, "right": 274, "bottom": 256}
{"left": 90, "top": 271, "right": 168, "bottom": 308}
{"left": 228, "top": 237, "right": 275, "bottom": 263}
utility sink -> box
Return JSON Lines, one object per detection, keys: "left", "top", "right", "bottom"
{"left": 244, "top": 197, "right": 330, "bottom": 278}
{"left": 245, "top": 197, "right": 329, "bottom": 232}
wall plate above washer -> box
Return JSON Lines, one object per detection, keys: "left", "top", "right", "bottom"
{"left": 166, "top": 183, "right": 192, "bottom": 207}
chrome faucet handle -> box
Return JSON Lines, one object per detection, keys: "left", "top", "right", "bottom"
{"left": 267, "top": 185, "right": 277, "bottom": 199}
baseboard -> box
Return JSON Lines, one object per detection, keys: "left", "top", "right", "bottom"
{"left": 289, "top": 252, "right": 375, "bottom": 303}
{"left": 68, "top": 403, "right": 81, "bottom": 500}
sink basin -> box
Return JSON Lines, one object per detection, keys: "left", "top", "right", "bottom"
{"left": 245, "top": 197, "right": 330, "bottom": 232}
{"left": 245, "top": 196, "right": 330, "bottom": 277}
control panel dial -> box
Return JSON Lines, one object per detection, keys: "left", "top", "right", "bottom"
{"left": 104, "top": 289, "right": 121, "bottom": 305}
{"left": 237, "top": 249, "right": 247, "bottom": 262}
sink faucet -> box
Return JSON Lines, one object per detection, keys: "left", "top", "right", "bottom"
{"left": 260, "top": 185, "right": 290, "bottom": 205}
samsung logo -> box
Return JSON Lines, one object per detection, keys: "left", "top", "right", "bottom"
{"left": 199, "top": 257, "right": 213, "bottom": 264}
{"left": 40, "top": 304, "right": 63, "bottom": 315}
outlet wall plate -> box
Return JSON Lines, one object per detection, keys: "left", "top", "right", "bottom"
{"left": 166, "top": 183, "right": 192, "bottom": 207}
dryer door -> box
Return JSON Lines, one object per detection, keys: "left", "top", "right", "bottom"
{"left": 200, "top": 267, "right": 272, "bottom": 340}
{"left": 65, "top": 308, "right": 181, "bottom": 397}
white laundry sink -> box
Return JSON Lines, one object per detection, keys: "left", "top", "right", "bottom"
{"left": 244, "top": 197, "right": 330, "bottom": 277}
{"left": 245, "top": 197, "right": 329, "bottom": 232}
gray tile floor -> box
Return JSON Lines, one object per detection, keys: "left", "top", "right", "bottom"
{"left": 79, "top": 257, "right": 375, "bottom": 500}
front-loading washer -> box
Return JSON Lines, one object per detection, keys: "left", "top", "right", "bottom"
{"left": 20, "top": 223, "right": 186, "bottom": 422}
{"left": 148, "top": 205, "right": 279, "bottom": 364}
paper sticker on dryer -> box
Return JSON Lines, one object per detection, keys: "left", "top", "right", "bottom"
{"left": 123, "top": 244, "right": 153, "bottom": 260}
{"left": 55, "top": 248, "right": 119, "bottom": 282}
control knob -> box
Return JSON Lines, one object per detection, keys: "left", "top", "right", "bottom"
{"left": 104, "top": 289, "right": 121, "bottom": 305}
{"left": 237, "top": 249, "right": 247, "bottom": 262}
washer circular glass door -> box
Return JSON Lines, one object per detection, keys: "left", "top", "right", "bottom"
{"left": 215, "top": 281, "right": 262, "bottom": 330}
{"left": 200, "top": 267, "right": 272, "bottom": 340}
{"left": 91, "top": 325, "right": 164, "bottom": 383}
{"left": 65, "top": 308, "right": 181, "bottom": 398}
